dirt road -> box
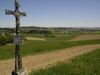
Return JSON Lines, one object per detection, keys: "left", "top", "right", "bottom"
{"left": 0, "top": 44, "right": 100, "bottom": 75}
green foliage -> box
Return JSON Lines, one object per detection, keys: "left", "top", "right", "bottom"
{"left": 5, "top": 33, "right": 14, "bottom": 43}
{"left": 0, "top": 35, "right": 7, "bottom": 45}
{"left": 0, "top": 33, "right": 14, "bottom": 46}
{"left": 28, "top": 30, "right": 52, "bottom": 35}
{"left": 30, "top": 49, "right": 100, "bottom": 75}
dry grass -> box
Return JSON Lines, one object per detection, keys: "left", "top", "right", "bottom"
{"left": 26, "top": 37, "right": 46, "bottom": 41}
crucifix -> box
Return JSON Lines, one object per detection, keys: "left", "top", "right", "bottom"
{"left": 5, "top": 0, "right": 27, "bottom": 75}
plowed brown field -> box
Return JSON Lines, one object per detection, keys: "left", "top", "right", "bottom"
{"left": 69, "top": 34, "right": 100, "bottom": 41}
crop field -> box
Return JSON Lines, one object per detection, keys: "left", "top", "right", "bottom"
{"left": 69, "top": 34, "right": 100, "bottom": 41}
{"left": 0, "top": 33, "right": 100, "bottom": 75}
{"left": 0, "top": 35, "right": 100, "bottom": 60}
{"left": 30, "top": 48, "right": 100, "bottom": 75}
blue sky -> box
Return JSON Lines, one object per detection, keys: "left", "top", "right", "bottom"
{"left": 0, "top": 0, "right": 100, "bottom": 28}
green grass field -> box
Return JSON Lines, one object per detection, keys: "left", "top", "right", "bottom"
{"left": 30, "top": 48, "right": 100, "bottom": 75}
{"left": 0, "top": 37, "right": 100, "bottom": 60}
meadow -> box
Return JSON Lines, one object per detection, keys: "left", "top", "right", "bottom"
{"left": 0, "top": 35, "right": 100, "bottom": 60}
{"left": 0, "top": 30, "right": 100, "bottom": 75}
{"left": 30, "top": 48, "right": 100, "bottom": 75}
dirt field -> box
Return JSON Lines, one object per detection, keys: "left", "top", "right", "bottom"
{"left": 69, "top": 34, "right": 100, "bottom": 41}
{"left": 26, "top": 37, "right": 46, "bottom": 41}
{"left": 0, "top": 44, "right": 100, "bottom": 75}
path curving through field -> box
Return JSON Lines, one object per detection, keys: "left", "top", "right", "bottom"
{"left": 0, "top": 44, "right": 100, "bottom": 75}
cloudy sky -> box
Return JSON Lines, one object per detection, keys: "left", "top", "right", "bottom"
{"left": 0, "top": 0, "right": 100, "bottom": 28}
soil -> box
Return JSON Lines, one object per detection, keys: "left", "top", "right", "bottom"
{"left": 69, "top": 34, "right": 100, "bottom": 41}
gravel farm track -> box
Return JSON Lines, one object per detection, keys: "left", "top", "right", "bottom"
{"left": 0, "top": 44, "right": 100, "bottom": 75}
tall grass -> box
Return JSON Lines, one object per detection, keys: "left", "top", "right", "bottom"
{"left": 30, "top": 49, "right": 100, "bottom": 75}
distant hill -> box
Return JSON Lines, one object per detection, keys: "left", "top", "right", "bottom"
{"left": 0, "top": 26, "right": 100, "bottom": 34}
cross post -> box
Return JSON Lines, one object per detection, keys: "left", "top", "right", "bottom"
{"left": 5, "top": 0, "right": 27, "bottom": 75}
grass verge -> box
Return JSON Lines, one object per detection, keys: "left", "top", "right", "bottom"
{"left": 30, "top": 49, "right": 100, "bottom": 75}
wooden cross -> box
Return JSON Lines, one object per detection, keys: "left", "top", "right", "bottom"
{"left": 5, "top": 0, "right": 26, "bottom": 71}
